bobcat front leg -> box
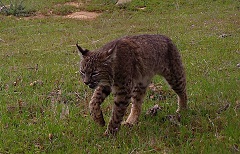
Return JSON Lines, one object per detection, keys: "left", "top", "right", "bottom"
{"left": 104, "top": 86, "right": 131, "bottom": 135}
{"left": 89, "top": 86, "right": 111, "bottom": 126}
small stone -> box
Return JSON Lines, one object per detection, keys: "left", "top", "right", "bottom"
{"left": 116, "top": 0, "right": 132, "bottom": 5}
{"left": 219, "top": 33, "right": 231, "bottom": 38}
{"left": 48, "top": 133, "right": 53, "bottom": 140}
{"left": 30, "top": 80, "right": 43, "bottom": 86}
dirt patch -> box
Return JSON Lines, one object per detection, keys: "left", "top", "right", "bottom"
{"left": 64, "top": 11, "right": 101, "bottom": 20}
{"left": 23, "top": 11, "right": 100, "bottom": 20}
{"left": 22, "top": 2, "right": 100, "bottom": 20}
{"left": 58, "top": 2, "right": 101, "bottom": 20}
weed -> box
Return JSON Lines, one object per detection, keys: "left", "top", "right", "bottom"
{"left": 0, "top": 0, "right": 34, "bottom": 16}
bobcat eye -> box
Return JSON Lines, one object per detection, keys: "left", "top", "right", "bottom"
{"left": 91, "top": 72, "right": 99, "bottom": 77}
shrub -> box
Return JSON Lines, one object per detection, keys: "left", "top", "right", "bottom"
{"left": 0, "top": 0, "right": 35, "bottom": 17}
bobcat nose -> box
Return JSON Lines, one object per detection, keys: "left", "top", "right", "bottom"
{"left": 83, "top": 77, "right": 90, "bottom": 85}
{"left": 84, "top": 81, "right": 90, "bottom": 85}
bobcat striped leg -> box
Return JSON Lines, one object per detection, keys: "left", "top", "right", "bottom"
{"left": 89, "top": 86, "right": 111, "bottom": 126}
{"left": 164, "top": 70, "right": 187, "bottom": 112}
{"left": 166, "top": 76, "right": 187, "bottom": 112}
{"left": 172, "top": 75, "right": 187, "bottom": 112}
{"left": 105, "top": 88, "right": 131, "bottom": 135}
{"left": 176, "top": 92, "right": 187, "bottom": 112}
{"left": 125, "top": 85, "right": 147, "bottom": 125}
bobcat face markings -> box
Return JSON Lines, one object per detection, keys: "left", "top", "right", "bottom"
{"left": 80, "top": 60, "right": 100, "bottom": 89}
{"left": 80, "top": 56, "right": 113, "bottom": 89}
{"left": 80, "top": 60, "right": 111, "bottom": 89}
{"left": 80, "top": 70, "right": 100, "bottom": 89}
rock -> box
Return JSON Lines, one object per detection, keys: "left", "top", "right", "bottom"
{"left": 116, "top": 0, "right": 132, "bottom": 5}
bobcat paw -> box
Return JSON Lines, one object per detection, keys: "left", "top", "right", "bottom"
{"left": 96, "top": 118, "right": 106, "bottom": 127}
{"left": 176, "top": 106, "right": 187, "bottom": 113}
{"left": 90, "top": 112, "right": 105, "bottom": 126}
{"left": 122, "top": 121, "right": 134, "bottom": 127}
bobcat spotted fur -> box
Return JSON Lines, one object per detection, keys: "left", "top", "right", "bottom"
{"left": 77, "top": 34, "right": 187, "bottom": 135}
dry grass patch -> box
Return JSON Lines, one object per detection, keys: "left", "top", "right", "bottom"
{"left": 64, "top": 2, "right": 83, "bottom": 8}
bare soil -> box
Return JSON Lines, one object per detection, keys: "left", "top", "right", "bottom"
{"left": 64, "top": 11, "right": 101, "bottom": 20}
{"left": 23, "top": 2, "right": 101, "bottom": 20}
{"left": 63, "top": 2, "right": 101, "bottom": 20}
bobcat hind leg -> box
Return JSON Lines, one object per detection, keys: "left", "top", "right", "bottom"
{"left": 165, "top": 73, "right": 187, "bottom": 113}
{"left": 125, "top": 84, "right": 147, "bottom": 125}
{"left": 176, "top": 91, "right": 187, "bottom": 112}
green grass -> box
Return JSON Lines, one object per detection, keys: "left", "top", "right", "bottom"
{"left": 0, "top": 0, "right": 240, "bottom": 153}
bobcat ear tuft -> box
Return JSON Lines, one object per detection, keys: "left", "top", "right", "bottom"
{"left": 76, "top": 43, "right": 89, "bottom": 56}
{"left": 107, "top": 48, "right": 114, "bottom": 55}
{"left": 106, "top": 43, "right": 117, "bottom": 56}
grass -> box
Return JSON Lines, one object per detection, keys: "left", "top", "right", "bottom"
{"left": 0, "top": 0, "right": 240, "bottom": 153}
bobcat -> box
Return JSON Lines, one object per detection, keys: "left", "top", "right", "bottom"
{"left": 76, "top": 34, "right": 187, "bottom": 135}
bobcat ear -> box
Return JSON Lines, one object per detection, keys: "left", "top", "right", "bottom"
{"left": 106, "top": 43, "right": 118, "bottom": 56}
{"left": 107, "top": 47, "right": 114, "bottom": 56}
{"left": 104, "top": 44, "right": 117, "bottom": 62}
{"left": 76, "top": 43, "right": 89, "bottom": 57}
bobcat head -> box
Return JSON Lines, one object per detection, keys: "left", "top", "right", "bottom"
{"left": 76, "top": 44, "right": 114, "bottom": 89}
